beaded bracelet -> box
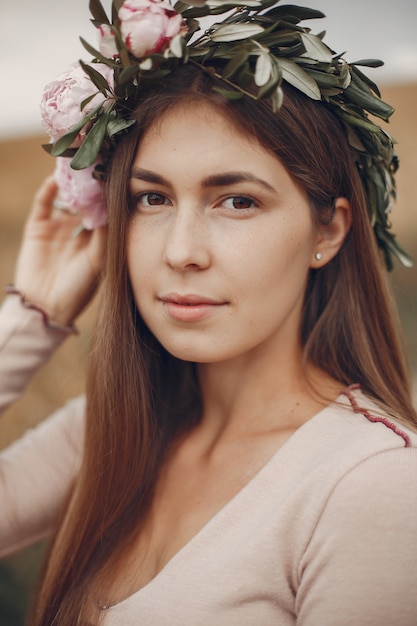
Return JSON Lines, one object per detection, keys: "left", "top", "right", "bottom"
{"left": 4, "top": 285, "right": 79, "bottom": 336}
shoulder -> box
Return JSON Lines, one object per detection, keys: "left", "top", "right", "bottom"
{"left": 294, "top": 388, "right": 417, "bottom": 624}
{"left": 316, "top": 385, "right": 417, "bottom": 517}
{"left": 276, "top": 385, "right": 417, "bottom": 533}
{"left": 306, "top": 384, "right": 417, "bottom": 459}
{"left": 338, "top": 384, "right": 416, "bottom": 447}
{"left": 300, "top": 386, "right": 417, "bottom": 572}
{"left": 313, "top": 385, "right": 417, "bottom": 493}
{"left": 319, "top": 385, "right": 417, "bottom": 524}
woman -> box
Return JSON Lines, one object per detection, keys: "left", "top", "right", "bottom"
{"left": 1, "top": 1, "right": 416, "bottom": 624}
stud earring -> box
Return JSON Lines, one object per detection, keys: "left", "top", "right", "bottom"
{"left": 315, "top": 252, "right": 323, "bottom": 261}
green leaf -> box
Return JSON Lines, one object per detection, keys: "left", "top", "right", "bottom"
{"left": 344, "top": 83, "right": 394, "bottom": 122}
{"left": 140, "top": 68, "right": 171, "bottom": 80}
{"left": 304, "top": 68, "right": 340, "bottom": 89}
{"left": 235, "top": 62, "right": 253, "bottom": 88}
{"left": 183, "top": 17, "right": 200, "bottom": 41}
{"left": 351, "top": 58, "right": 384, "bottom": 68}
{"left": 223, "top": 49, "right": 249, "bottom": 78}
{"left": 338, "top": 61, "right": 351, "bottom": 89}
{"left": 79, "top": 37, "right": 118, "bottom": 67}
{"left": 107, "top": 117, "right": 136, "bottom": 138}
{"left": 255, "top": 53, "right": 272, "bottom": 87}
{"left": 278, "top": 58, "right": 321, "bottom": 100}
{"left": 173, "top": 0, "right": 184, "bottom": 11}
{"left": 89, "top": 0, "right": 110, "bottom": 24}
{"left": 270, "top": 85, "right": 284, "bottom": 112}
{"left": 208, "top": 0, "right": 260, "bottom": 6}
{"left": 119, "top": 64, "right": 140, "bottom": 83}
{"left": 51, "top": 128, "right": 86, "bottom": 156}
{"left": 119, "top": 47, "right": 131, "bottom": 68}
{"left": 50, "top": 105, "right": 103, "bottom": 156}
{"left": 71, "top": 112, "right": 110, "bottom": 169}
{"left": 212, "top": 87, "right": 244, "bottom": 100}
{"left": 112, "top": 0, "right": 124, "bottom": 13}
{"left": 211, "top": 23, "right": 264, "bottom": 42}
{"left": 80, "top": 60, "right": 112, "bottom": 93}
{"left": 375, "top": 225, "right": 413, "bottom": 268}
{"left": 255, "top": 31, "right": 301, "bottom": 48}
{"left": 263, "top": 6, "right": 325, "bottom": 21}
{"left": 257, "top": 73, "right": 281, "bottom": 99}
{"left": 42, "top": 143, "right": 77, "bottom": 159}
{"left": 300, "top": 33, "right": 333, "bottom": 63}
{"left": 170, "top": 33, "right": 185, "bottom": 59}
{"left": 139, "top": 58, "right": 153, "bottom": 71}
{"left": 351, "top": 65, "right": 381, "bottom": 98}
{"left": 187, "top": 45, "right": 211, "bottom": 57}
{"left": 81, "top": 93, "right": 103, "bottom": 113}
{"left": 345, "top": 125, "right": 366, "bottom": 152}
{"left": 180, "top": 5, "right": 215, "bottom": 18}
{"left": 181, "top": 1, "right": 259, "bottom": 19}
{"left": 338, "top": 111, "right": 380, "bottom": 133}
{"left": 174, "top": 1, "right": 194, "bottom": 12}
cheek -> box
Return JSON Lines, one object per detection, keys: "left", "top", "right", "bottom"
{"left": 231, "top": 219, "right": 315, "bottom": 294}
{"left": 126, "top": 223, "right": 155, "bottom": 296}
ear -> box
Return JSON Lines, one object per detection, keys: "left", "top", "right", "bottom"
{"left": 311, "top": 197, "right": 352, "bottom": 268}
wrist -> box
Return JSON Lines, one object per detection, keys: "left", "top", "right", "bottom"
{"left": 4, "top": 285, "right": 78, "bottom": 335}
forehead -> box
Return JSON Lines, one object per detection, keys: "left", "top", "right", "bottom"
{"left": 134, "top": 100, "right": 277, "bottom": 172}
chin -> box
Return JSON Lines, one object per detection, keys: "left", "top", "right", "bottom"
{"left": 156, "top": 336, "right": 233, "bottom": 364}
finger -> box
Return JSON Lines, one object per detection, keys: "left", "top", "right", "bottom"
{"left": 29, "top": 175, "right": 59, "bottom": 221}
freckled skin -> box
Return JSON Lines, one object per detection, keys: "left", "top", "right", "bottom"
{"left": 127, "top": 102, "right": 319, "bottom": 368}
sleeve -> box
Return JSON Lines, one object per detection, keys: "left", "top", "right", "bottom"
{"left": 296, "top": 446, "right": 417, "bottom": 626}
{"left": 0, "top": 395, "right": 85, "bottom": 557}
{"left": 0, "top": 294, "right": 85, "bottom": 557}
{"left": 0, "top": 294, "right": 68, "bottom": 414}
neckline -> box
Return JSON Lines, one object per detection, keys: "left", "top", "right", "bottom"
{"left": 105, "top": 390, "right": 349, "bottom": 611}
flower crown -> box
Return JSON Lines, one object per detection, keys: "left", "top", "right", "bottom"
{"left": 40, "top": 0, "right": 412, "bottom": 269}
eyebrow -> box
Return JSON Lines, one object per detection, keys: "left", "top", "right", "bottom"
{"left": 130, "top": 167, "right": 277, "bottom": 193}
{"left": 131, "top": 167, "right": 169, "bottom": 186}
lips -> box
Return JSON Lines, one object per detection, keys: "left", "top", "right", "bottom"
{"left": 161, "top": 294, "right": 223, "bottom": 306}
{"left": 159, "top": 293, "right": 227, "bottom": 322}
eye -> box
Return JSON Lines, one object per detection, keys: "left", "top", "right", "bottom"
{"left": 136, "top": 192, "right": 170, "bottom": 206}
{"left": 222, "top": 196, "right": 257, "bottom": 210}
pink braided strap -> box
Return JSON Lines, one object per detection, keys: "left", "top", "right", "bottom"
{"left": 342, "top": 383, "right": 411, "bottom": 447}
{"left": 4, "top": 285, "right": 78, "bottom": 336}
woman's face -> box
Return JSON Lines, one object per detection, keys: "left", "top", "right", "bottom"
{"left": 127, "top": 102, "right": 319, "bottom": 364}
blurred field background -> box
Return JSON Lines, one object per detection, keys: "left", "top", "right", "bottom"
{"left": 0, "top": 82, "right": 416, "bottom": 622}
{"left": 0, "top": 136, "right": 100, "bottom": 623}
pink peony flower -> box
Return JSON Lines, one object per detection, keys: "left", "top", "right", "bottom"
{"left": 98, "top": 24, "right": 119, "bottom": 58}
{"left": 40, "top": 63, "right": 114, "bottom": 145}
{"left": 118, "top": 0, "right": 183, "bottom": 58}
{"left": 54, "top": 157, "right": 108, "bottom": 229}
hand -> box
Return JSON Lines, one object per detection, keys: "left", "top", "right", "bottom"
{"left": 13, "top": 176, "right": 107, "bottom": 325}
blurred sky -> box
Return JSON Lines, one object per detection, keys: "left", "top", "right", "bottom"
{"left": 1, "top": 0, "right": 416, "bottom": 139}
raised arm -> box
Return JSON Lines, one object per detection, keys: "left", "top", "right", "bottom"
{"left": 0, "top": 177, "right": 106, "bottom": 554}
{"left": 0, "top": 176, "right": 106, "bottom": 412}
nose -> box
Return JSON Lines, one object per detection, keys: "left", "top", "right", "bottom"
{"left": 163, "top": 206, "right": 210, "bottom": 271}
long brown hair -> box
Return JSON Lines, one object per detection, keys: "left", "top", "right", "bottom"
{"left": 30, "top": 64, "right": 417, "bottom": 625}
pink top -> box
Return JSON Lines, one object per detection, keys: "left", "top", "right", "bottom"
{"left": 1, "top": 294, "right": 417, "bottom": 625}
